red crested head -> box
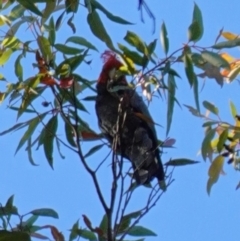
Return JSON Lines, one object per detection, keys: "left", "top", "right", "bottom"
{"left": 98, "top": 50, "right": 123, "bottom": 84}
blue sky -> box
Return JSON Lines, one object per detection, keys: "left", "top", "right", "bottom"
{"left": 1, "top": 0, "right": 240, "bottom": 240}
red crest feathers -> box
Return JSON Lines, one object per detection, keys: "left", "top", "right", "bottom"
{"left": 101, "top": 50, "right": 123, "bottom": 70}
{"left": 98, "top": 51, "right": 123, "bottom": 84}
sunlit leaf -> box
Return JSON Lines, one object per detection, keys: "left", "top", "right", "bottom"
{"left": 56, "top": 50, "right": 88, "bottom": 74}
{"left": 0, "top": 49, "right": 12, "bottom": 66}
{"left": 207, "top": 155, "right": 224, "bottom": 195}
{"left": 124, "top": 31, "right": 147, "bottom": 55}
{"left": 17, "top": 85, "right": 46, "bottom": 119}
{"left": 229, "top": 101, "right": 237, "bottom": 119}
{"left": 225, "top": 66, "right": 240, "bottom": 83}
{"left": 118, "top": 43, "right": 143, "bottom": 66}
{"left": 221, "top": 31, "right": 239, "bottom": 40}
{"left": 217, "top": 129, "right": 228, "bottom": 153}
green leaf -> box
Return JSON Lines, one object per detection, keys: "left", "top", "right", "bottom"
{"left": 127, "top": 226, "right": 157, "bottom": 237}
{"left": 191, "top": 3, "right": 204, "bottom": 42}
{"left": 188, "top": 21, "right": 201, "bottom": 42}
{"left": 5, "top": 195, "right": 14, "bottom": 209}
{"left": 23, "top": 215, "right": 38, "bottom": 228}
{"left": 42, "top": 0, "right": 56, "bottom": 23}
{"left": 14, "top": 54, "right": 23, "bottom": 82}
{"left": 68, "top": 14, "right": 77, "bottom": 33}
{"left": 15, "top": 113, "right": 47, "bottom": 154}
{"left": 8, "top": 4, "right": 25, "bottom": 21}
{"left": 64, "top": 121, "right": 76, "bottom": 147}
{"left": 166, "top": 74, "right": 175, "bottom": 136}
{"left": 37, "top": 36, "right": 52, "bottom": 61}
{"left": 55, "top": 43, "right": 84, "bottom": 55}
{"left": 201, "top": 128, "right": 216, "bottom": 161}
{"left": 26, "top": 138, "right": 38, "bottom": 166}
{"left": 17, "top": 85, "right": 46, "bottom": 119}
{"left": 87, "top": 10, "right": 114, "bottom": 49}
{"left": 48, "top": 16, "right": 56, "bottom": 45}
{"left": 116, "top": 211, "right": 142, "bottom": 235}
{"left": 203, "top": 100, "right": 219, "bottom": 115}
{"left": 183, "top": 53, "right": 194, "bottom": 86}
{"left": 0, "top": 230, "right": 30, "bottom": 241}
{"left": 217, "top": 129, "right": 228, "bottom": 153}
{"left": 91, "top": 0, "right": 133, "bottom": 25}
{"left": 55, "top": 11, "right": 65, "bottom": 31}
{"left": 2, "top": 36, "right": 20, "bottom": 49}
{"left": 201, "top": 51, "right": 230, "bottom": 69}
{"left": 84, "top": 144, "right": 104, "bottom": 158}
{"left": 0, "top": 122, "right": 28, "bottom": 136}
{"left": 147, "top": 39, "right": 157, "bottom": 56}
{"left": 0, "top": 49, "right": 12, "bottom": 66}
{"left": 99, "top": 214, "right": 107, "bottom": 241}
{"left": 69, "top": 219, "right": 79, "bottom": 241}
{"left": 165, "top": 158, "right": 199, "bottom": 166}
{"left": 30, "top": 208, "right": 59, "bottom": 219}
{"left": 118, "top": 43, "right": 143, "bottom": 66}
{"left": 17, "top": 0, "right": 43, "bottom": 17}
{"left": 56, "top": 50, "right": 88, "bottom": 74}
{"left": 193, "top": 74, "right": 200, "bottom": 112}
{"left": 76, "top": 229, "right": 97, "bottom": 241}
{"left": 160, "top": 21, "right": 169, "bottom": 55}
{"left": 43, "top": 115, "right": 58, "bottom": 168}
{"left": 188, "top": 3, "right": 203, "bottom": 42}
{"left": 202, "top": 121, "right": 218, "bottom": 127}
{"left": 66, "top": 36, "right": 98, "bottom": 52}
{"left": 230, "top": 100, "right": 237, "bottom": 119}
{"left": 124, "top": 31, "right": 147, "bottom": 55}
{"left": 212, "top": 38, "right": 240, "bottom": 49}
{"left": 207, "top": 155, "right": 224, "bottom": 195}
{"left": 65, "top": 0, "right": 79, "bottom": 13}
